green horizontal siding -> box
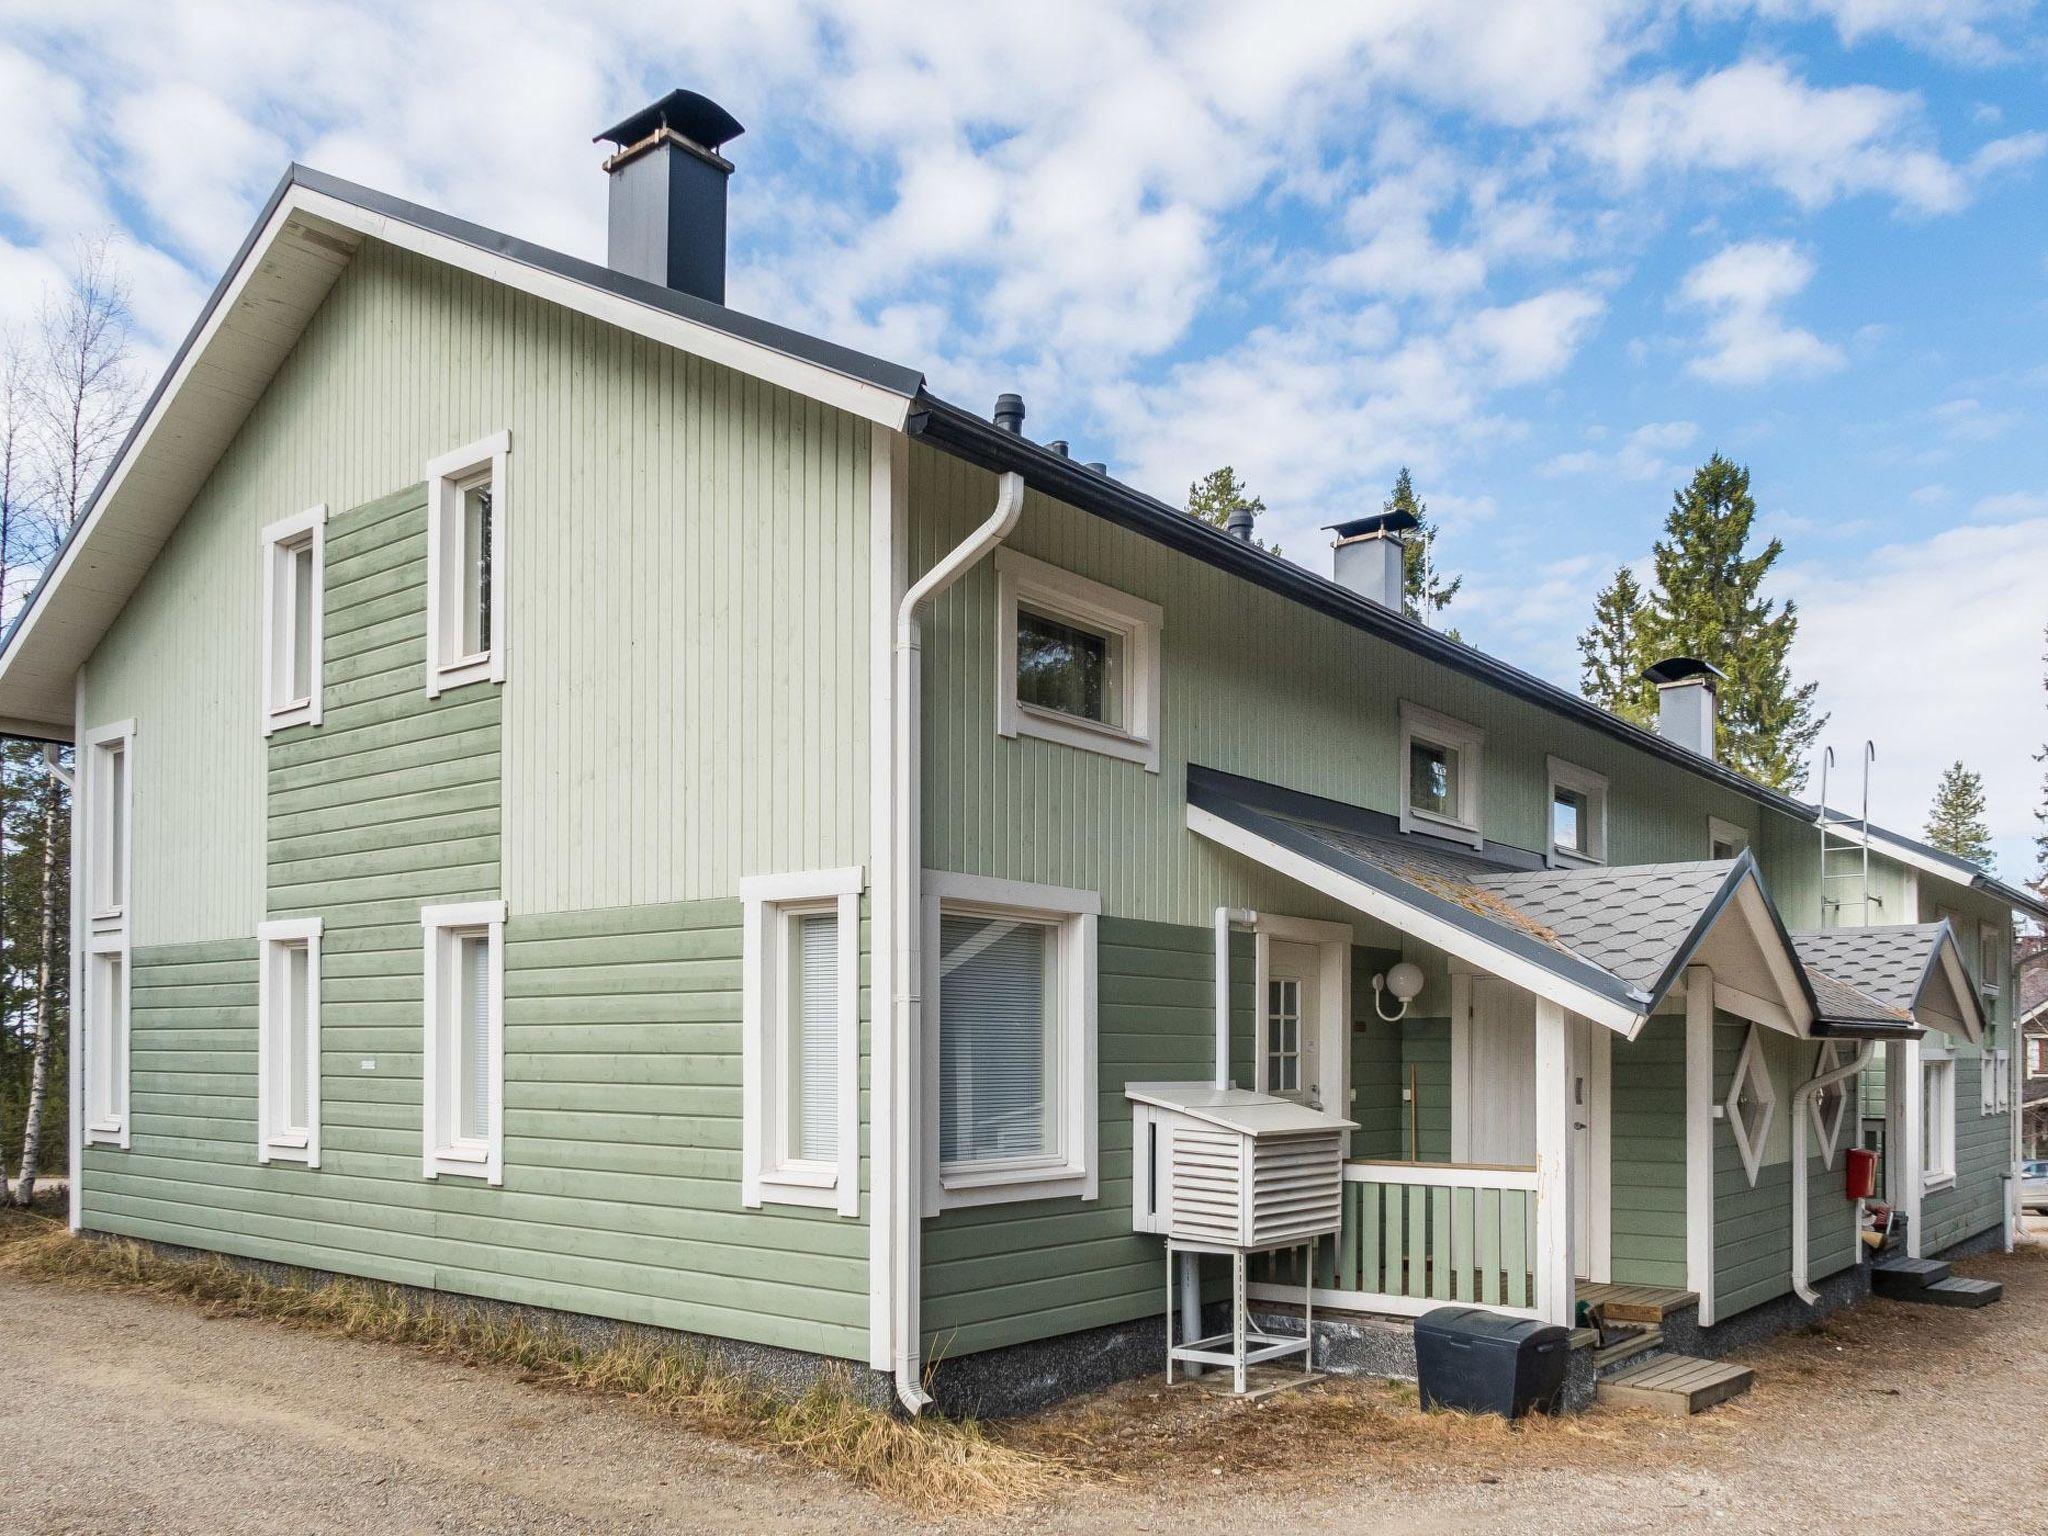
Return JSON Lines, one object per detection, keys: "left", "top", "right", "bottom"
{"left": 1921, "top": 1054, "right": 2011, "bottom": 1253}
{"left": 1610, "top": 1015, "right": 1687, "bottom": 1288}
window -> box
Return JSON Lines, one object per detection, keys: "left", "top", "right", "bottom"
{"left": 994, "top": 548, "right": 1162, "bottom": 773}
{"left": 1726, "top": 1023, "right": 1775, "bottom": 1186}
{"left": 424, "top": 432, "right": 509, "bottom": 696}
{"left": 1920, "top": 1050, "right": 1956, "bottom": 1187}
{"left": 2029, "top": 1037, "right": 2046, "bottom": 1079}
{"left": 86, "top": 722, "right": 134, "bottom": 922}
{"left": 1979, "top": 922, "right": 2003, "bottom": 1003}
{"left": 1808, "top": 1041, "right": 1849, "bottom": 1168}
{"left": 260, "top": 505, "right": 327, "bottom": 731}
{"left": 257, "top": 918, "right": 322, "bottom": 1166}
{"left": 421, "top": 901, "right": 505, "bottom": 1183}
{"left": 1545, "top": 757, "right": 1608, "bottom": 866}
{"left": 1398, "top": 702, "right": 1484, "bottom": 847}
{"left": 1981, "top": 1047, "right": 2011, "bottom": 1115}
{"left": 922, "top": 871, "right": 1099, "bottom": 1211}
{"left": 82, "top": 719, "right": 135, "bottom": 1149}
{"left": 1266, "top": 976, "right": 1301, "bottom": 1094}
{"left": 82, "top": 945, "right": 128, "bottom": 1148}
{"left": 740, "top": 868, "right": 862, "bottom": 1215}
{"left": 1707, "top": 816, "right": 1748, "bottom": 861}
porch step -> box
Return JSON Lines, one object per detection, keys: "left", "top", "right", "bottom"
{"left": 1871, "top": 1256, "right": 1951, "bottom": 1298}
{"left": 1596, "top": 1354, "right": 1753, "bottom": 1417}
{"left": 1592, "top": 1326, "right": 1664, "bottom": 1372}
{"left": 1576, "top": 1282, "right": 1698, "bottom": 1324}
{"left": 1908, "top": 1276, "right": 2003, "bottom": 1309}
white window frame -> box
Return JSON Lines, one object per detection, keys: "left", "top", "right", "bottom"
{"left": 421, "top": 899, "right": 506, "bottom": 1184}
{"left": 2028, "top": 1036, "right": 2046, "bottom": 1080}
{"left": 740, "top": 867, "right": 863, "bottom": 1217}
{"left": 259, "top": 504, "right": 327, "bottom": 732}
{"left": 1920, "top": 1046, "right": 1956, "bottom": 1190}
{"left": 994, "top": 548, "right": 1163, "bottom": 774}
{"left": 85, "top": 719, "right": 135, "bottom": 928}
{"left": 1996, "top": 1048, "right": 2011, "bottom": 1112}
{"left": 1978, "top": 921, "right": 2002, "bottom": 1004}
{"left": 1398, "top": 701, "right": 1484, "bottom": 848}
{"left": 1544, "top": 756, "right": 1608, "bottom": 867}
{"left": 424, "top": 431, "right": 509, "bottom": 697}
{"left": 257, "top": 917, "right": 323, "bottom": 1167}
{"left": 1707, "top": 816, "right": 1748, "bottom": 860}
{"left": 1726, "top": 1022, "right": 1775, "bottom": 1187}
{"left": 921, "top": 870, "right": 1099, "bottom": 1213}
{"left": 82, "top": 936, "right": 130, "bottom": 1149}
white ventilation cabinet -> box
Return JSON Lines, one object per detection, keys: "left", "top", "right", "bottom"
{"left": 1126, "top": 1082, "right": 1355, "bottom": 1392}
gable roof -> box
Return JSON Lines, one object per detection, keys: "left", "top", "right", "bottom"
{"left": 1179, "top": 765, "right": 1900, "bottom": 1040}
{"left": 1792, "top": 922, "right": 1984, "bottom": 1044}
{"left": 1, "top": 161, "right": 2042, "bottom": 928}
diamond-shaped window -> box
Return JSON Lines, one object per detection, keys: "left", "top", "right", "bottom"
{"left": 1808, "top": 1041, "right": 1849, "bottom": 1169}
{"left": 1726, "top": 1024, "right": 1776, "bottom": 1186}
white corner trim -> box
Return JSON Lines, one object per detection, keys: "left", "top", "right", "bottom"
{"left": 67, "top": 670, "right": 84, "bottom": 1227}
{"left": 921, "top": 873, "right": 1099, "bottom": 1213}
{"left": 866, "top": 421, "right": 906, "bottom": 1369}
{"left": 423, "top": 431, "right": 510, "bottom": 699}
{"left": 1398, "top": 699, "right": 1484, "bottom": 849}
{"left": 993, "top": 547, "right": 1163, "bottom": 774}
{"left": 1684, "top": 966, "right": 1715, "bottom": 1323}
{"left": 256, "top": 917, "right": 324, "bottom": 1169}
{"left": 419, "top": 900, "right": 507, "bottom": 1184}
{"left": 1544, "top": 755, "right": 1608, "bottom": 867}
{"left": 740, "top": 869, "right": 865, "bottom": 1218}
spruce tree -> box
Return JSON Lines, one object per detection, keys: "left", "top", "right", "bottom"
{"left": 1186, "top": 466, "right": 1279, "bottom": 555}
{"left": 1925, "top": 760, "right": 1995, "bottom": 868}
{"left": 1582, "top": 453, "right": 1826, "bottom": 790}
{"left": 1385, "top": 468, "right": 1461, "bottom": 625}
{"left": 1577, "top": 566, "right": 1654, "bottom": 726}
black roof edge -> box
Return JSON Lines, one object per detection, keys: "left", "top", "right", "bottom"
{"left": 1186, "top": 766, "right": 1646, "bottom": 1013}
{"left": 1812, "top": 1018, "right": 1924, "bottom": 1041}
{"left": 1920, "top": 917, "right": 1990, "bottom": 1039}
{"left": 908, "top": 392, "right": 2048, "bottom": 921}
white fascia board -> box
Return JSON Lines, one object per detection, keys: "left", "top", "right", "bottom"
{"left": 290, "top": 188, "right": 914, "bottom": 431}
{"left": 1186, "top": 804, "right": 1643, "bottom": 1037}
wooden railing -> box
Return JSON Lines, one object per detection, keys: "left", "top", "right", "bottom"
{"left": 1249, "top": 1159, "right": 1543, "bottom": 1320}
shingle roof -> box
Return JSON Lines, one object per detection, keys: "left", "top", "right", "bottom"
{"left": 1803, "top": 968, "right": 1913, "bottom": 1027}
{"left": 1471, "top": 862, "right": 1736, "bottom": 999}
{"left": 2019, "top": 953, "right": 2048, "bottom": 1026}
{"left": 1791, "top": 925, "right": 1950, "bottom": 1015}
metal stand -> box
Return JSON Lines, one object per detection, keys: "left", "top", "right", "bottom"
{"left": 1165, "top": 1240, "right": 1316, "bottom": 1396}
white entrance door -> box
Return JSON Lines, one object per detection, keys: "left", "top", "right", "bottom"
{"left": 1265, "top": 941, "right": 1323, "bottom": 1107}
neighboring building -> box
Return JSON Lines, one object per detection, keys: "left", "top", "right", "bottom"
{"left": 1, "top": 91, "right": 2038, "bottom": 1416}
{"left": 2020, "top": 948, "right": 2047, "bottom": 1161}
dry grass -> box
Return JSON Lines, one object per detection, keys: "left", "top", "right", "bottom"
{"left": 0, "top": 1206, "right": 1051, "bottom": 1514}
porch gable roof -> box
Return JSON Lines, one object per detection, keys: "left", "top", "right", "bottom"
{"left": 1185, "top": 764, "right": 1880, "bottom": 1040}
{"left": 1791, "top": 923, "right": 1983, "bottom": 1043}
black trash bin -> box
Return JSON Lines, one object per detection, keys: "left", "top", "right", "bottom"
{"left": 1413, "top": 1306, "right": 1569, "bottom": 1418}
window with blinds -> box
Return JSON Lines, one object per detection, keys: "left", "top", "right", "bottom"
{"left": 792, "top": 911, "right": 839, "bottom": 1163}
{"left": 938, "top": 912, "right": 1061, "bottom": 1167}
{"left": 458, "top": 932, "right": 491, "bottom": 1142}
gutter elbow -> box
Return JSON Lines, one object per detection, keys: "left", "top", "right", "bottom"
{"left": 895, "top": 1372, "right": 932, "bottom": 1416}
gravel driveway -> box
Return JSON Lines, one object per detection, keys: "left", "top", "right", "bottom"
{"left": 7, "top": 1240, "right": 2046, "bottom": 1534}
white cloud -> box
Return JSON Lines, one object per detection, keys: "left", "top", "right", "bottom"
{"left": 1931, "top": 396, "right": 2020, "bottom": 442}
{"left": 1541, "top": 419, "right": 1698, "bottom": 480}
{"left": 1783, "top": 517, "right": 2048, "bottom": 879}
{"left": 1678, "top": 239, "right": 1844, "bottom": 385}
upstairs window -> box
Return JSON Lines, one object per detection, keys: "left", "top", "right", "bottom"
{"left": 1546, "top": 757, "right": 1609, "bottom": 866}
{"left": 923, "top": 872, "right": 1099, "bottom": 1211}
{"left": 258, "top": 918, "right": 322, "bottom": 1166}
{"left": 87, "top": 725, "right": 133, "bottom": 922}
{"left": 994, "top": 549, "right": 1162, "bottom": 773}
{"left": 1399, "top": 702, "right": 1484, "bottom": 847}
{"left": 421, "top": 901, "right": 505, "bottom": 1183}
{"left": 261, "top": 505, "right": 327, "bottom": 731}
{"left": 1707, "top": 817, "right": 1748, "bottom": 861}
{"left": 740, "top": 868, "right": 862, "bottom": 1215}
{"left": 425, "top": 432, "right": 509, "bottom": 696}
{"left": 1979, "top": 922, "right": 2003, "bottom": 1003}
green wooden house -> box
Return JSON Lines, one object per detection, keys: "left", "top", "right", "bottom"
{"left": 1, "top": 91, "right": 2035, "bottom": 1416}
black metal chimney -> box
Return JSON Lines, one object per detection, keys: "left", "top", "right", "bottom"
{"left": 595, "top": 90, "right": 745, "bottom": 304}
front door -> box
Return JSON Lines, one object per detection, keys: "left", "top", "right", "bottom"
{"left": 1265, "top": 941, "right": 1323, "bottom": 1107}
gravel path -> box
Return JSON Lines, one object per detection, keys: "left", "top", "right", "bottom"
{"left": 7, "top": 1240, "right": 2046, "bottom": 1534}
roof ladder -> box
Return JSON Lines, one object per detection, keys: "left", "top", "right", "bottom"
{"left": 1817, "top": 742, "right": 1878, "bottom": 928}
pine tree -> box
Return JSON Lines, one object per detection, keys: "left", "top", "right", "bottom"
{"left": 1577, "top": 566, "right": 1654, "bottom": 725}
{"left": 1925, "top": 760, "right": 1995, "bottom": 868}
{"left": 1186, "top": 466, "right": 1279, "bottom": 555}
{"left": 1385, "top": 468, "right": 1461, "bottom": 625}
{"left": 1582, "top": 454, "right": 1826, "bottom": 790}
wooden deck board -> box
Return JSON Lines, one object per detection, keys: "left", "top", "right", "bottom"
{"left": 1596, "top": 1353, "right": 1753, "bottom": 1416}
{"left": 1577, "top": 1281, "right": 1698, "bottom": 1324}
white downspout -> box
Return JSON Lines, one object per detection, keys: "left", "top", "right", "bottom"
{"left": 888, "top": 469, "right": 1025, "bottom": 1414}
{"left": 1213, "top": 906, "right": 1256, "bottom": 1090}
{"left": 1791, "top": 1039, "right": 1877, "bottom": 1305}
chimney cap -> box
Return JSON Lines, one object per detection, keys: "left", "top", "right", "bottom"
{"left": 1642, "top": 655, "right": 1725, "bottom": 689}
{"left": 1325, "top": 509, "right": 1419, "bottom": 542}
{"left": 596, "top": 90, "right": 746, "bottom": 153}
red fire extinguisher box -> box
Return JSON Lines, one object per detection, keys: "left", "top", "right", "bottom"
{"left": 1845, "top": 1147, "right": 1878, "bottom": 1201}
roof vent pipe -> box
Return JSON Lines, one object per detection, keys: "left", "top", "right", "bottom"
{"left": 1084, "top": 461, "right": 1107, "bottom": 475}
{"left": 1047, "top": 439, "right": 1070, "bottom": 457}
{"left": 1226, "top": 506, "right": 1256, "bottom": 542}
{"left": 1326, "top": 510, "right": 1415, "bottom": 609}
{"left": 595, "top": 89, "right": 746, "bottom": 304}
{"left": 993, "top": 393, "right": 1026, "bottom": 433}
{"left": 1644, "top": 657, "right": 1724, "bottom": 761}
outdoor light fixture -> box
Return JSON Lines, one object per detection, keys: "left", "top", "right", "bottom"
{"left": 1372, "top": 961, "right": 1425, "bottom": 1021}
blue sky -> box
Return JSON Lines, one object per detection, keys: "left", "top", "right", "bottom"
{"left": 2, "top": 1, "right": 2043, "bottom": 875}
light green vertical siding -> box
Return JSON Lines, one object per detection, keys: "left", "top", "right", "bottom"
{"left": 1610, "top": 1015, "right": 1687, "bottom": 1288}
